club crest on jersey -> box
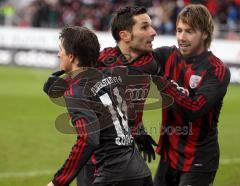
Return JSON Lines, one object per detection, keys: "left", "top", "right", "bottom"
{"left": 189, "top": 75, "right": 202, "bottom": 89}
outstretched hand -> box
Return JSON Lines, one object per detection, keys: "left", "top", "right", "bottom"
{"left": 135, "top": 134, "right": 157, "bottom": 163}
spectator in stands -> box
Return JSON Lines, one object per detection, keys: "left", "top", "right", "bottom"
{"left": 0, "top": 0, "right": 239, "bottom": 39}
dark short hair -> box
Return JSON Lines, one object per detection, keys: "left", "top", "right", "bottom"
{"left": 111, "top": 6, "right": 147, "bottom": 42}
{"left": 59, "top": 26, "right": 100, "bottom": 67}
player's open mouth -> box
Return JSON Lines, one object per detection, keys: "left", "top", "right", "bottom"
{"left": 147, "top": 40, "right": 153, "bottom": 47}
{"left": 147, "top": 43, "right": 152, "bottom": 48}
{"left": 179, "top": 44, "right": 190, "bottom": 49}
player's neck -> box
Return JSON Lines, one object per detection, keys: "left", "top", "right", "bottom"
{"left": 68, "top": 66, "right": 88, "bottom": 79}
{"left": 67, "top": 61, "right": 88, "bottom": 76}
{"left": 118, "top": 43, "right": 140, "bottom": 62}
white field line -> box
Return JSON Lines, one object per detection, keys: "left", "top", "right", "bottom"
{"left": 0, "top": 158, "right": 240, "bottom": 178}
{"left": 0, "top": 170, "right": 53, "bottom": 178}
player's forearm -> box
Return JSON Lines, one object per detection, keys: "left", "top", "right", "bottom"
{"left": 52, "top": 137, "right": 95, "bottom": 186}
{"left": 165, "top": 78, "right": 229, "bottom": 121}
{"left": 52, "top": 117, "right": 99, "bottom": 186}
{"left": 165, "top": 84, "right": 207, "bottom": 121}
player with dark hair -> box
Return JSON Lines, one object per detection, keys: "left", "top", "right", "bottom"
{"left": 76, "top": 6, "right": 159, "bottom": 186}
{"left": 98, "top": 5, "right": 158, "bottom": 158}
{"left": 44, "top": 6, "right": 159, "bottom": 186}
{"left": 152, "top": 4, "right": 231, "bottom": 186}
{"left": 45, "top": 26, "right": 153, "bottom": 186}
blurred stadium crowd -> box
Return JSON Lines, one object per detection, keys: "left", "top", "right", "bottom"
{"left": 0, "top": 0, "right": 240, "bottom": 39}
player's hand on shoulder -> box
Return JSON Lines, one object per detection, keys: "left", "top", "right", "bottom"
{"left": 43, "top": 70, "right": 68, "bottom": 98}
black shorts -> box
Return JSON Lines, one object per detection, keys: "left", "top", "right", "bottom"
{"left": 93, "top": 176, "right": 153, "bottom": 186}
{"left": 154, "top": 158, "right": 216, "bottom": 186}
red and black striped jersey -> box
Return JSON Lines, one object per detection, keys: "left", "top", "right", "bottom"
{"left": 52, "top": 67, "right": 151, "bottom": 186}
{"left": 98, "top": 46, "right": 158, "bottom": 74}
{"left": 153, "top": 46, "right": 231, "bottom": 172}
{"left": 98, "top": 46, "right": 160, "bottom": 135}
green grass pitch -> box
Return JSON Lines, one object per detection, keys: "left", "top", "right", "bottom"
{"left": 0, "top": 65, "right": 239, "bottom": 186}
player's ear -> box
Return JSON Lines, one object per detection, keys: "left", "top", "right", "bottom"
{"left": 202, "top": 31, "right": 208, "bottom": 40}
{"left": 119, "top": 30, "right": 131, "bottom": 42}
{"left": 68, "top": 53, "right": 75, "bottom": 63}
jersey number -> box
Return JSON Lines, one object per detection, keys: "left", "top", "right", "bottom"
{"left": 99, "top": 87, "right": 133, "bottom": 146}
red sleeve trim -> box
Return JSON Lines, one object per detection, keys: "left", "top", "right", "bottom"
{"left": 54, "top": 118, "right": 88, "bottom": 185}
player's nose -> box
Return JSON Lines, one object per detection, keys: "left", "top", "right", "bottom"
{"left": 177, "top": 31, "right": 187, "bottom": 41}
{"left": 150, "top": 27, "right": 157, "bottom": 37}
